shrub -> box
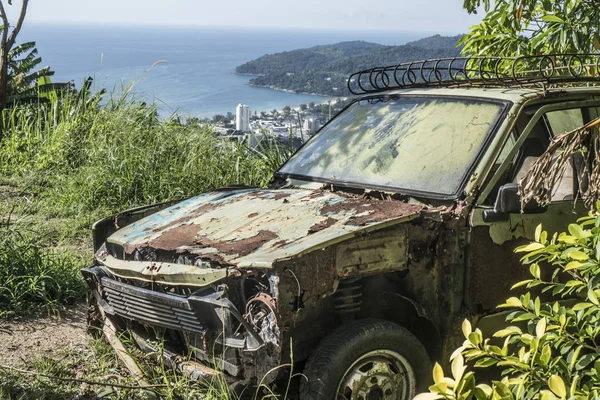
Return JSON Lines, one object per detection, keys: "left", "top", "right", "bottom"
{"left": 416, "top": 206, "right": 600, "bottom": 400}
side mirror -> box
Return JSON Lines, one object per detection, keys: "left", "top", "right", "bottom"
{"left": 483, "top": 183, "right": 547, "bottom": 222}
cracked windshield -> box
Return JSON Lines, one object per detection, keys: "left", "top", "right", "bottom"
{"left": 280, "top": 97, "right": 505, "bottom": 195}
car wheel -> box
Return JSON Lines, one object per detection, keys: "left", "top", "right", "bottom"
{"left": 299, "top": 319, "right": 431, "bottom": 400}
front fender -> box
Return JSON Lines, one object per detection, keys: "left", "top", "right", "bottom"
{"left": 92, "top": 199, "right": 185, "bottom": 251}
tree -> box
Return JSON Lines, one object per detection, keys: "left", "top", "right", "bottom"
{"left": 460, "top": 0, "right": 600, "bottom": 56}
{"left": 282, "top": 105, "right": 291, "bottom": 116}
{"left": 300, "top": 103, "right": 307, "bottom": 111}
{"left": 7, "top": 41, "right": 63, "bottom": 104}
{"left": 0, "top": 0, "right": 29, "bottom": 113}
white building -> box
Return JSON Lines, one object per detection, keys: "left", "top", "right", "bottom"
{"left": 236, "top": 104, "right": 250, "bottom": 132}
{"left": 303, "top": 118, "right": 320, "bottom": 135}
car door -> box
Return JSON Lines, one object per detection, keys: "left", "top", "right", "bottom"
{"left": 466, "top": 100, "right": 600, "bottom": 317}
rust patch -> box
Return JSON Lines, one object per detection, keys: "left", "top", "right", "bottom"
{"left": 308, "top": 217, "right": 338, "bottom": 234}
{"left": 127, "top": 224, "right": 200, "bottom": 253}
{"left": 248, "top": 212, "right": 259, "bottom": 218}
{"left": 146, "top": 224, "right": 199, "bottom": 252}
{"left": 273, "top": 193, "right": 291, "bottom": 201}
{"left": 148, "top": 203, "right": 218, "bottom": 233}
{"left": 320, "top": 199, "right": 423, "bottom": 226}
{"left": 195, "top": 230, "right": 278, "bottom": 257}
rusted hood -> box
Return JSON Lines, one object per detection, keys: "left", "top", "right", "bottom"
{"left": 107, "top": 188, "right": 424, "bottom": 268}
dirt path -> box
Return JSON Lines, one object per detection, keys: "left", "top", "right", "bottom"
{"left": 0, "top": 304, "right": 88, "bottom": 367}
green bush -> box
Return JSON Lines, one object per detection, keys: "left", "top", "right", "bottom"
{"left": 416, "top": 208, "right": 600, "bottom": 400}
{"left": 0, "top": 221, "right": 85, "bottom": 318}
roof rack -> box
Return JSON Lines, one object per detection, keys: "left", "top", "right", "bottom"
{"left": 346, "top": 54, "right": 600, "bottom": 95}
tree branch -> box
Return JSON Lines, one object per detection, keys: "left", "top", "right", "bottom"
{"left": 0, "top": 1, "right": 9, "bottom": 47}
{"left": 7, "top": 0, "right": 28, "bottom": 49}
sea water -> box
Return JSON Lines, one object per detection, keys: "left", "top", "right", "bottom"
{"left": 19, "top": 23, "right": 423, "bottom": 117}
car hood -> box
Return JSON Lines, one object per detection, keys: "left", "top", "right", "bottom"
{"left": 106, "top": 188, "right": 424, "bottom": 268}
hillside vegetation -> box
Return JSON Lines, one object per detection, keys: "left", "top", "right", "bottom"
{"left": 235, "top": 34, "right": 463, "bottom": 96}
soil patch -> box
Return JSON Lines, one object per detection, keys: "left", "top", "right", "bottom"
{"left": 0, "top": 304, "right": 88, "bottom": 367}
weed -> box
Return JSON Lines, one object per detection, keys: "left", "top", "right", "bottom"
{"left": 0, "top": 221, "right": 86, "bottom": 319}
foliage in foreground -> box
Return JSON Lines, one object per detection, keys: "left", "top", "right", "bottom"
{"left": 0, "top": 220, "right": 85, "bottom": 318}
{"left": 461, "top": 0, "right": 600, "bottom": 57}
{"left": 416, "top": 209, "right": 600, "bottom": 399}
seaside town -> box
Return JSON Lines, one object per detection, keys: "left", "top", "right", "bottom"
{"left": 195, "top": 98, "right": 350, "bottom": 148}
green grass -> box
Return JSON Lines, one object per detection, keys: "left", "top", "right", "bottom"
{"left": 0, "top": 83, "right": 296, "bottom": 398}
{"left": 0, "top": 221, "right": 86, "bottom": 318}
{"left": 0, "top": 337, "right": 241, "bottom": 400}
{"left": 0, "top": 333, "right": 301, "bottom": 399}
{"left": 0, "top": 83, "right": 291, "bottom": 319}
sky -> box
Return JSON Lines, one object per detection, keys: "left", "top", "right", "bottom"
{"left": 18, "top": 0, "right": 482, "bottom": 33}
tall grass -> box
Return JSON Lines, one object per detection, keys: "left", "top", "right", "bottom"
{"left": 0, "top": 83, "right": 292, "bottom": 318}
{"left": 0, "top": 84, "right": 287, "bottom": 218}
{"left": 0, "top": 220, "right": 85, "bottom": 318}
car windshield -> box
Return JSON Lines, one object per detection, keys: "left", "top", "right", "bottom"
{"left": 278, "top": 96, "right": 505, "bottom": 196}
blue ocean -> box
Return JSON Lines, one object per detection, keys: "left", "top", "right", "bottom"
{"left": 18, "top": 24, "right": 425, "bottom": 118}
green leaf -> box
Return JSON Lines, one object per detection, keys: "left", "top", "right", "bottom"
{"left": 572, "top": 302, "right": 593, "bottom": 311}
{"left": 588, "top": 289, "right": 599, "bottom": 305}
{"left": 540, "top": 230, "right": 548, "bottom": 245}
{"left": 569, "top": 251, "right": 589, "bottom": 261}
{"left": 462, "top": 319, "right": 472, "bottom": 338}
{"left": 498, "top": 297, "right": 522, "bottom": 309}
{"left": 432, "top": 362, "right": 443, "bottom": 384}
{"left": 575, "top": 353, "right": 595, "bottom": 370}
{"left": 548, "top": 375, "right": 566, "bottom": 398}
{"left": 468, "top": 331, "right": 482, "bottom": 346}
{"left": 535, "top": 224, "right": 543, "bottom": 242}
{"left": 565, "top": 261, "right": 585, "bottom": 271}
{"left": 536, "top": 318, "right": 547, "bottom": 338}
{"left": 414, "top": 394, "right": 442, "bottom": 400}
{"left": 516, "top": 242, "right": 545, "bottom": 253}
{"left": 542, "top": 14, "right": 564, "bottom": 23}
{"left": 558, "top": 233, "right": 577, "bottom": 244}
{"left": 451, "top": 353, "right": 465, "bottom": 381}
{"left": 569, "top": 224, "right": 592, "bottom": 239}
{"left": 530, "top": 263, "right": 541, "bottom": 279}
{"left": 511, "top": 279, "right": 533, "bottom": 289}
{"left": 494, "top": 326, "right": 522, "bottom": 338}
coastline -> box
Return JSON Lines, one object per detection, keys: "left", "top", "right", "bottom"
{"left": 246, "top": 82, "right": 332, "bottom": 99}
{"left": 233, "top": 70, "right": 333, "bottom": 98}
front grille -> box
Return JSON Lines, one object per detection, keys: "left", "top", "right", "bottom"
{"left": 101, "top": 278, "right": 205, "bottom": 334}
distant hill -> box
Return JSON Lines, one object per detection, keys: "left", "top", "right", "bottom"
{"left": 235, "top": 34, "right": 463, "bottom": 96}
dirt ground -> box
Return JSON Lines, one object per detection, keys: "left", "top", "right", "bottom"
{"left": 0, "top": 304, "right": 88, "bottom": 367}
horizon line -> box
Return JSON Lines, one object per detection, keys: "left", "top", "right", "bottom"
{"left": 22, "top": 20, "right": 465, "bottom": 36}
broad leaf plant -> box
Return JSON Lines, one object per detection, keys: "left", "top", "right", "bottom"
{"left": 416, "top": 206, "right": 600, "bottom": 399}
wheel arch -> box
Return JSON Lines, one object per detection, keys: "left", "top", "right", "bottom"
{"left": 364, "top": 291, "right": 442, "bottom": 363}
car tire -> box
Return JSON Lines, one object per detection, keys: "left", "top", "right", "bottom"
{"left": 299, "top": 319, "right": 432, "bottom": 400}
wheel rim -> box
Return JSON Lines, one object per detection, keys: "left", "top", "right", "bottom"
{"left": 336, "top": 349, "right": 415, "bottom": 400}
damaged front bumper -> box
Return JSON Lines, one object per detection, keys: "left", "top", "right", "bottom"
{"left": 82, "top": 265, "right": 281, "bottom": 384}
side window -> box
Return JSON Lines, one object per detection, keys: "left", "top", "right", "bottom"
{"left": 495, "top": 133, "right": 516, "bottom": 166}
{"left": 486, "top": 107, "right": 590, "bottom": 205}
{"left": 544, "top": 109, "right": 584, "bottom": 136}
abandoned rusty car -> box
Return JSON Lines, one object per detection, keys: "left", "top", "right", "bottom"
{"left": 82, "top": 56, "right": 600, "bottom": 399}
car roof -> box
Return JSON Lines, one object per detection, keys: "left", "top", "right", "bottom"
{"left": 371, "top": 86, "right": 600, "bottom": 105}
